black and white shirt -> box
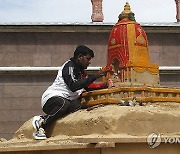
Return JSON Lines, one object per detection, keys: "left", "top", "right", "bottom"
{"left": 41, "top": 58, "right": 96, "bottom": 107}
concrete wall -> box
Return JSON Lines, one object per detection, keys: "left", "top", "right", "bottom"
{"left": 0, "top": 32, "right": 180, "bottom": 67}
{"left": 148, "top": 33, "right": 180, "bottom": 66}
{"left": 0, "top": 30, "right": 180, "bottom": 140}
{"left": 0, "top": 32, "right": 108, "bottom": 67}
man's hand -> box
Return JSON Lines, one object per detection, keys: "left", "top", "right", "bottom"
{"left": 94, "top": 69, "right": 108, "bottom": 78}
{"left": 107, "top": 79, "right": 115, "bottom": 87}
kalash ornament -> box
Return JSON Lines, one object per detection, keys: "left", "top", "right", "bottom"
{"left": 81, "top": 2, "right": 180, "bottom": 107}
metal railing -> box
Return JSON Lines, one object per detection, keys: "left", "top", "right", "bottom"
{"left": 0, "top": 66, "right": 179, "bottom": 74}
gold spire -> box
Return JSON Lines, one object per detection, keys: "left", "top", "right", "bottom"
{"left": 118, "top": 2, "right": 135, "bottom": 21}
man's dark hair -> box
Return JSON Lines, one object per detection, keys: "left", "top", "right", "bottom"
{"left": 74, "top": 45, "right": 94, "bottom": 59}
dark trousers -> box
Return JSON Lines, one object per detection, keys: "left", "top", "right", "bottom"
{"left": 41, "top": 96, "right": 81, "bottom": 130}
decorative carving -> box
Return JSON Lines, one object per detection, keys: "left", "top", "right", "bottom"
{"left": 91, "top": 0, "right": 104, "bottom": 22}
{"left": 105, "top": 2, "right": 159, "bottom": 86}
{"left": 118, "top": 2, "right": 135, "bottom": 21}
{"left": 82, "top": 86, "right": 180, "bottom": 107}
{"left": 81, "top": 2, "right": 180, "bottom": 108}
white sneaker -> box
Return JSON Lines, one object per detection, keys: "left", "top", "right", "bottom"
{"left": 33, "top": 128, "right": 47, "bottom": 140}
{"left": 32, "top": 115, "right": 44, "bottom": 131}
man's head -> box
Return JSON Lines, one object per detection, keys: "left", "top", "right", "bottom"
{"left": 73, "top": 45, "right": 94, "bottom": 69}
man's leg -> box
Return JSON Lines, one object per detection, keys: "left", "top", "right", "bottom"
{"left": 67, "top": 98, "right": 81, "bottom": 113}
{"left": 32, "top": 96, "right": 81, "bottom": 139}
{"left": 42, "top": 96, "right": 71, "bottom": 130}
{"left": 32, "top": 96, "right": 71, "bottom": 140}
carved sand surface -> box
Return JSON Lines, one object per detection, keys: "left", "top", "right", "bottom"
{"left": 1, "top": 103, "right": 180, "bottom": 152}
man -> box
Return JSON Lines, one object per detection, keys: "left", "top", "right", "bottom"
{"left": 32, "top": 45, "right": 109, "bottom": 140}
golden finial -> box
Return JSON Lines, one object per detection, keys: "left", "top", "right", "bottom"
{"left": 118, "top": 2, "right": 135, "bottom": 21}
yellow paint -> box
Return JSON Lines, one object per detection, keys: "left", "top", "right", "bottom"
{"left": 127, "top": 22, "right": 136, "bottom": 65}
{"left": 126, "top": 22, "right": 159, "bottom": 74}
{"left": 82, "top": 87, "right": 180, "bottom": 96}
{"left": 81, "top": 86, "right": 180, "bottom": 107}
{"left": 108, "top": 44, "right": 121, "bottom": 50}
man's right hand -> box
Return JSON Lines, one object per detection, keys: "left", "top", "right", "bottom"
{"left": 94, "top": 69, "right": 108, "bottom": 78}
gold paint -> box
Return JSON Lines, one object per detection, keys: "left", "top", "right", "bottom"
{"left": 108, "top": 44, "right": 121, "bottom": 50}
{"left": 127, "top": 22, "right": 136, "bottom": 63}
{"left": 81, "top": 87, "right": 180, "bottom": 107}
{"left": 82, "top": 87, "right": 180, "bottom": 97}
{"left": 115, "top": 21, "right": 135, "bottom": 26}
{"left": 118, "top": 2, "right": 132, "bottom": 20}
{"left": 126, "top": 23, "right": 159, "bottom": 75}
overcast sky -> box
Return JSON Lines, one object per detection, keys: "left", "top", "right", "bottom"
{"left": 0, "top": 0, "right": 177, "bottom": 23}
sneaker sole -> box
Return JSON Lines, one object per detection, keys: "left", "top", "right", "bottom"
{"left": 33, "top": 132, "right": 47, "bottom": 140}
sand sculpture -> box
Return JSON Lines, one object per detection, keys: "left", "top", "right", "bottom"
{"left": 0, "top": 2, "right": 180, "bottom": 154}
{"left": 81, "top": 2, "right": 180, "bottom": 107}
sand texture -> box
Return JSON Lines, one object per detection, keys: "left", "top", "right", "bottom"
{"left": 13, "top": 103, "right": 180, "bottom": 140}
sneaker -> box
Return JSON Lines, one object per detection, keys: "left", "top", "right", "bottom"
{"left": 32, "top": 115, "right": 44, "bottom": 131}
{"left": 33, "top": 128, "right": 47, "bottom": 140}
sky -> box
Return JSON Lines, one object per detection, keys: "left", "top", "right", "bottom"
{"left": 0, "top": 0, "right": 177, "bottom": 23}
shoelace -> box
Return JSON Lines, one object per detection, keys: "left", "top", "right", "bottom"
{"left": 39, "top": 128, "right": 46, "bottom": 134}
{"left": 39, "top": 118, "right": 45, "bottom": 125}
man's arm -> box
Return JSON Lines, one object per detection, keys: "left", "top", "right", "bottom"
{"left": 86, "top": 82, "right": 108, "bottom": 91}
{"left": 62, "top": 65, "right": 97, "bottom": 92}
{"left": 80, "top": 71, "right": 107, "bottom": 91}
{"left": 62, "top": 65, "right": 108, "bottom": 92}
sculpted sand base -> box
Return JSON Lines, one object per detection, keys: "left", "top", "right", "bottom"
{"left": 1, "top": 103, "right": 180, "bottom": 153}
